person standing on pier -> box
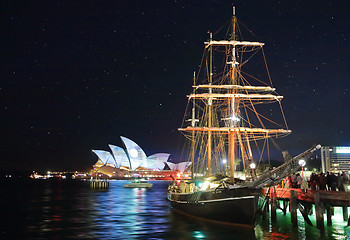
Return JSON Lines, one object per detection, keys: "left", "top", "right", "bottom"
{"left": 338, "top": 172, "right": 347, "bottom": 192}
{"left": 329, "top": 172, "right": 337, "bottom": 191}
{"left": 326, "top": 171, "right": 331, "bottom": 190}
{"left": 296, "top": 173, "right": 303, "bottom": 189}
{"left": 310, "top": 173, "right": 318, "bottom": 190}
{"left": 287, "top": 175, "right": 293, "bottom": 188}
{"left": 318, "top": 172, "right": 327, "bottom": 190}
{"left": 291, "top": 173, "right": 297, "bottom": 188}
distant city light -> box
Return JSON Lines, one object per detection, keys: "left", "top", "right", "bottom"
{"left": 336, "top": 147, "right": 350, "bottom": 154}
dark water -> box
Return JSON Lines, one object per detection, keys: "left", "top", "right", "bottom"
{"left": 1, "top": 179, "right": 350, "bottom": 240}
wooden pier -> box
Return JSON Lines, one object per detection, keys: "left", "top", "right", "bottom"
{"left": 90, "top": 179, "right": 109, "bottom": 189}
{"left": 262, "top": 187, "right": 350, "bottom": 231}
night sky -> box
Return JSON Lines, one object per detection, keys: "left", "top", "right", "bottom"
{"left": 2, "top": 1, "right": 350, "bottom": 171}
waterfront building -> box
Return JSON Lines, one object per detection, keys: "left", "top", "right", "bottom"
{"left": 321, "top": 146, "right": 350, "bottom": 173}
{"left": 92, "top": 136, "right": 190, "bottom": 179}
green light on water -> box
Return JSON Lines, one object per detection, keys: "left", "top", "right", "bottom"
{"left": 193, "top": 231, "right": 206, "bottom": 239}
{"left": 262, "top": 201, "right": 350, "bottom": 239}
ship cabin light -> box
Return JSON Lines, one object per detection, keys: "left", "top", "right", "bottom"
{"left": 200, "top": 181, "right": 210, "bottom": 190}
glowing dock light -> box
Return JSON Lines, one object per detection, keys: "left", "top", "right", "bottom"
{"left": 249, "top": 162, "right": 256, "bottom": 169}
{"left": 250, "top": 162, "right": 256, "bottom": 178}
{"left": 298, "top": 159, "right": 306, "bottom": 167}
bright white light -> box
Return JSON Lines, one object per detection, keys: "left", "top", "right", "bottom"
{"left": 298, "top": 159, "right": 306, "bottom": 167}
{"left": 223, "top": 159, "right": 227, "bottom": 164}
{"left": 129, "top": 148, "right": 138, "bottom": 158}
{"left": 230, "top": 115, "right": 240, "bottom": 122}
{"left": 250, "top": 162, "right": 256, "bottom": 169}
{"left": 200, "top": 181, "right": 210, "bottom": 190}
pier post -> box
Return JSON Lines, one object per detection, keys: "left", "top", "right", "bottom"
{"left": 290, "top": 190, "right": 298, "bottom": 226}
{"left": 271, "top": 189, "right": 277, "bottom": 221}
{"left": 298, "top": 203, "right": 313, "bottom": 226}
{"left": 343, "top": 207, "right": 348, "bottom": 221}
{"left": 264, "top": 197, "right": 270, "bottom": 215}
{"left": 90, "top": 180, "right": 109, "bottom": 189}
{"left": 326, "top": 205, "right": 332, "bottom": 226}
{"left": 282, "top": 200, "right": 287, "bottom": 215}
{"left": 314, "top": 191, "right": 324, "bottom": 231}
{"left": 306, "top": 203, "right": 313, "bottom": 216}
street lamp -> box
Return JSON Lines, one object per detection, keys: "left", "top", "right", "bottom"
{"left": 250, "top": 162, "right": 256, "bottom": 178}
{"left": 299, "top": 159, "right": 306, "bottom": 189}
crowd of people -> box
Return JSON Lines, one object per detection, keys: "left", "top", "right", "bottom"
{"left": 284, "top": 171, "right": 349, "bottom": 191}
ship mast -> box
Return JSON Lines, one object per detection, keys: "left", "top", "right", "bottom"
{"left": 228, "top": 7, "right": 237, "bottom": 183}
{"left": 179, "top": 6, "right": 291, "bottom": 182}
{"left": 207, "top": 32, "right": 213, "bottom": 176}
{"left": 189, "top": 71, "right": 198, "bottom": 179}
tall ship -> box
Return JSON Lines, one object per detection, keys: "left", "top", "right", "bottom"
{"left": 167, "top": 8, "right": 320, "bottom": 226}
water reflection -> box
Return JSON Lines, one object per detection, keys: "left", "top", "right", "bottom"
{"left": 2, "top": 179, "right": 350, "bottom": 239}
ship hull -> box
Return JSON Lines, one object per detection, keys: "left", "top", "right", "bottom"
{"left": 167, "top": 186, "right": 260, "bottom": 226}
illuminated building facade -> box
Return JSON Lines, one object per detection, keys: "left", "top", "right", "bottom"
{"left": 321, "top": 146, "right": 350, "bottom": 173}
{"left": 92, "top": 136, "right": 191, "bottom": 179}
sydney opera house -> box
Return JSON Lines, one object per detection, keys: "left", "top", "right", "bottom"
{"left": 92, "top": 136, "right": 191, "bottom": 180}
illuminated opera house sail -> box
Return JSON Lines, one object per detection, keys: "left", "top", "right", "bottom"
{"left": 92, "top": 136, "right": 190, "bottom": 179}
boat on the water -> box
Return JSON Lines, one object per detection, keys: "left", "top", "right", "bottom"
{"left": 167, "top": 7, "right": 320, "bottom": 227}
{"left": 124, "top": 179, "right": 153, "bottom": 188}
